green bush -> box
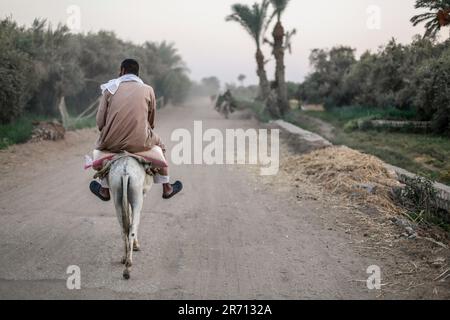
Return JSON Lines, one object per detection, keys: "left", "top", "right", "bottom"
{"left": 343, "top": 119, "right": 359, "bottom": 132}
{"left": 413, "top": 47, "right": 450, "bottom": 135}
{"left": 395, "top": 176, "right": 450, "bottom": 229}
{"left": 0, "top": 18, "right": 192, "bottom": 124}
{"left": 0, "top": 20, "right": 34, "bottom": 123}
{"left": 298, "top": 46, "right": 356, "bottom": 107}
{"left": 357, "top": 118, "right": 375, "bottom": 131}
{"left": 68, "top": 117, "right": 96, "bottom": 131}
{"left": 0, "top": 115, "right": 47, "bottom": 149}
{"left": 298, "top": 36, "right": 450, "bottom": 136}
{"left": 237, "top": 99, "right": 271, "bottom": 122}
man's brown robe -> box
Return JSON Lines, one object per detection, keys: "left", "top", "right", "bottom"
{"left": 95, "top": 81, "right": 164, "bottom": 153}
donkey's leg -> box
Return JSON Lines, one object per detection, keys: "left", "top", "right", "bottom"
{"left": 127, "top": 182, "right": 143, "bottom": 262}
{"left": 130, "top": 209, "right": 142, "bottom": 254}
{"left": 123, "top": 203, "right": 133, "bottom": 280}
{"left": 133, "top": 231, "right": 141, "bottom": 252}
{"left": 120, "top": 158, "right": 147, "bottom": 279}
{"left": 121, "top": 236, "right": 128, "bottom": 265}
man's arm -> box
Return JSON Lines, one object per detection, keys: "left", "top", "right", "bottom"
{"left": 96, "top": 92, "right": 110, "bottom": 131}
{"left": 148, "top": 87, "right": 156, "bottom": 130}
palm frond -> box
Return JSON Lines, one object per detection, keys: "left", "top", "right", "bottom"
{"left": 269, "top": 0, "right": 291, "bottom": 20}
{"left": 414, "top": 0, "right": 450, "bottom": 10}
{"left": 226, "top": 0, "right": 270, "bottom": 47}
{"left": 411, "top": 12, "right": 438, "bottom": 25}
{"left": 411, "top": 0, "right": 450, "bottom": 38}
{"left": 264, "top": 0, "right": 291, "bottom": 35}
{"left": 269, "top": 0, "right": 290, "bottom": 15}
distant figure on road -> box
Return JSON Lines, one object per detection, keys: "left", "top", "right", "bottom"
{"left": 215, "top": 89, "right": 237, "bottom": 119}
{"left": 89, "top": 59, "right": 182, "bottom": 201}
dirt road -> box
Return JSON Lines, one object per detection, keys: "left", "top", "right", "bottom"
{"left": 0, "top": 98, "right": 434, "bottom": 299}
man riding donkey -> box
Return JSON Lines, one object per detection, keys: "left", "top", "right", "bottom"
{"left": 89, "top": 59, "right": 183, "bottom": 201}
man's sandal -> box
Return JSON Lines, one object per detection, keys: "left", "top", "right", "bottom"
{"left": 163, "top": 181, "right": 183, "bottom": 200}
{"left": 89, "top": 181, "right": 111, "bottom": 202}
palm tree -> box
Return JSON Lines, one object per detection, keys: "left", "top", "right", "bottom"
{"left": 226, "top": 1, "right": 271, "bottom": 101}
{"left": 411, "top": 0, "right": 450, "bottom": 39}
{"left": 143, "top": 41, "right": 190, "bottom": 105}
{"left": 266, "top": 0, "right": 292, "bottom": 116}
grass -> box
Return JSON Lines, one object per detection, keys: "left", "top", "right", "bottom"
{"left": 285, "top": 106, "right": 450, "bottom": 185}
{"left": 236, "top": 99, "right": 272, "bottom": 123}
{"left": 0, "top": 115, "right": 49, "bottom": 150}
{"left": 68, "top": 117, "right": 96, "bottom": 130}
{"left": 308, "top": 105, "right": 416, "bottom": 125}
{"left": 332, "top": 130, "right": 450, "bottom": 183}
{"left": 284, "top": 110, "right": 320, "bottom": 133}
{"left": 0, "top": 115, "right": 96, "bottom": 150}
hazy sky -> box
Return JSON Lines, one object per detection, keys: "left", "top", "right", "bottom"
{"left": 0, "top": 0, "right": 435, "bottom": 85}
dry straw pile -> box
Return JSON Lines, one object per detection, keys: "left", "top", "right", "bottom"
{"left": 30, "top": 121, "right": 65, "bottom": 142}
{"left": 284, "top": 146, "right": 404, "bottom": 215}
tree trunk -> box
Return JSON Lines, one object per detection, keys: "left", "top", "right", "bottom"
{"left": 273, "top": 21, "right": 289, "bottom": 116}
{"left": 57, "top": 96, "right": 69, "bottom": 129}
{"left": 255, "top": 48, "right": 270, "bottom": 101}
{"left": 265, "top": 89, "right": 281, "bottom": 118}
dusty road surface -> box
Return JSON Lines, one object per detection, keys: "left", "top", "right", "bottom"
{"left": 0, "top": 98, "right": 445, "bottom": 299}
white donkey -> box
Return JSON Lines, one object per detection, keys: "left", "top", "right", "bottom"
{"left": 108, "top": 156, "right": 152, "bottom": 280}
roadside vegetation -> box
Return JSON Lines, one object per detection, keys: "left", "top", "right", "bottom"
{"left": 0, "top": 115, "right": 45, "bottom": 149}
{"left": 0, "top": 17, "right": 193, "bottom": 148}
{"left": 226, "top": 0, "right": 450, "bottom": 185}
{"left": 288, "top": 0, "right": 450, "bottom": 184}
{"left": 297, "top": 36, "right": 450, "bottom": 136}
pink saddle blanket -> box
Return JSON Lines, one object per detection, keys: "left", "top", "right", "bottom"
{"left": 84, "top": 146, "right": 168, "bottom": 171}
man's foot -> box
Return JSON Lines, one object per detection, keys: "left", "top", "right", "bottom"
{"left": 89, "top": 181, "right": 111, "bottom": 202}
{"left": 162, "top": 181, "right": 183, "bottom": 200}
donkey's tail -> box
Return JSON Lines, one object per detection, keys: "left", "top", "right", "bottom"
{"left": 121, "top": 175, "right": 131, "bottom": 233}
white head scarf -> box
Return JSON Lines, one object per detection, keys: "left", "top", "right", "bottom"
{"left": 100, "top": 74, "right": 144, "bottom": 95}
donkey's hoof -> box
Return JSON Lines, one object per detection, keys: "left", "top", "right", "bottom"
{"left": 133, "top": 242, "right": 141, "bottom": 252}
{"left": 123, "top": 270, "right": 130, "bottom": 280}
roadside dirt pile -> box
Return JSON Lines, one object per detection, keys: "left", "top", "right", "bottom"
{"left": 284, "top": 145, "right": 404, "bottom": 215}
